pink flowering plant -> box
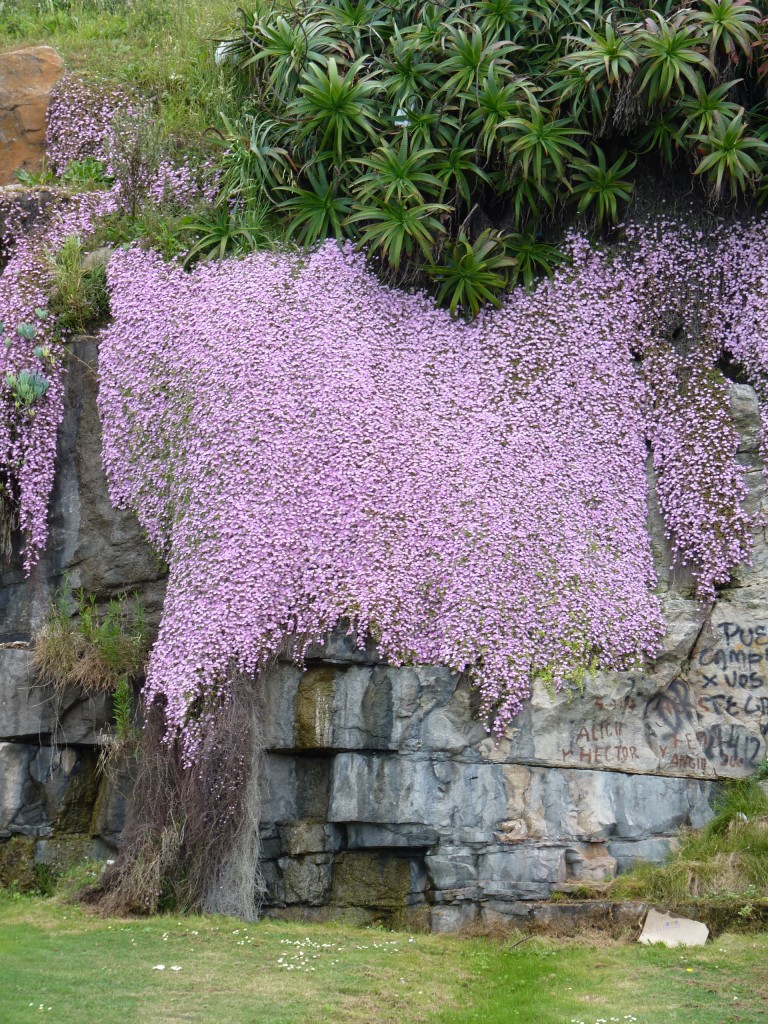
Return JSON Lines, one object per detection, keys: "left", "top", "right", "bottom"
{"left": 625, "top": 223, "right": 755, "bottom": 601}
{"left": 0, "top": 75, "right": 213, "bottom": 568}
{"left": 2, "top": 72, "right": 766, "bottom": 754}
{"left": 96, "top": 215, "right": 768, "bottom": 751}
{"left": 99, "top": 238, "right": 669, "bottom": 754}
{"left": 0, "top": 190, "right": 119, "bottom": 567}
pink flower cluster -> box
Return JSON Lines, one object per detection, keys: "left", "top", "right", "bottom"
{"left": 721, "top": 220, "right": 768, "bottom": 445}
{"left": 0, "top": 191, "right": 117, "bottom": 569}
{"left": 99, "top": 240, "right": 670, "bottom": 755}
{"left": 0, "top": 76, "right": 218, "bottom": 572}
{"left": 147, "top": 160, "right": 205, "bottom": 209}
{"left": 46, "top": 76, "right": 128, "bottom": 173}
{"left": 47, "top": 76, "right": 210, "bottom": 210}
{"left": 622, "top": 224, "right": 754, "bottom": 601}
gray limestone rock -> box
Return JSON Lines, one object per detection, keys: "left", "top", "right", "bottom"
{"left": 0, "top": 648, "right": 112, "bottom": 744}
{"left": 607, "top": 837, "right": 679, "bottom": 874}
{"left": 280, "top": 854, "right": 333, "bottom": 905}
{"left": 0, "top": 649, "right": 50, "bottom": 738}
{"left": 346, "top": 823, "right": 440, "bottom": 848}
{"left": 0, "top": 742, "right": 47, "bottom": 838}
{"left": 278, "top": 821, "right": 343, "bottom": 857}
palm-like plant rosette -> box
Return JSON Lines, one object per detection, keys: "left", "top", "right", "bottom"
{"left": 214, "top": 0, "right": 768, "bottom": 312}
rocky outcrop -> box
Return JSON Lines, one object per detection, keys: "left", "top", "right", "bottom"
{"left": 0, "top": 336, "right": 165, "bottom": 876}
{"left": 251, "top": 380, "right": 768, "bottom": 930}
{"left": 253, "top": 631, "right": 745, "bottom": 930}
{"left": 0, "top": 47, "right": 64, "bottom": 185}
{"left": 0, "top": 330, "right": 766, "bottom": 925}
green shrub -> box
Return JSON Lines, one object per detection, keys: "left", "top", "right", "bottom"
{"left": 46, "top": 234, "right": 110, "bottom": 333}
{"left": 215, "top": 0, "right": 768, "bottom": 309}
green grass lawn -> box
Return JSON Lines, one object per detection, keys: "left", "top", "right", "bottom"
{"left": 1, "top": 893, "right": 767, "bottom": 1024}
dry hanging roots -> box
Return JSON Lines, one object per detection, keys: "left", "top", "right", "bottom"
{"left": 92, "top": 671, "right": 265, "bottom": 919}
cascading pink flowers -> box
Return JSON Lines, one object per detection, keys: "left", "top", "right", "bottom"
{"left": 99, "top": 239, "right": 670, "bottom": 756}
{"left": 721, "top": 220, "right": 768, "bottom": 449}
{"left": 0, "top": 75, "right": 211, "bottom": 570}
{"left": 3, "top": 73, "right": 766, "bottom": 747}
{"left": 0, "top": 191, "right": 118, "bottom": 569}
{"left": 623, "top": 224, "right": 754, "bottom": 602}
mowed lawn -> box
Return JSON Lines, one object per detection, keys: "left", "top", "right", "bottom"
{"left": 1, "top": 895, "right": 767, "bottom": 1024}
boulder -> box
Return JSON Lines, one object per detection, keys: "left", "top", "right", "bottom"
{"left": 0, "top": 47, "right": 64, "bottom": 185}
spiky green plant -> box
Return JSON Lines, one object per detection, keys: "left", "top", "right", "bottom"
{"left": 693, "top": 110, "right": 768, "bottom": 197}
{"left": 426, "top": 229, "right": 517, "bottom": 315}
{"left": 279, "top": 162, "right": 352, "bottom": 244}
{"left": 215, "top": 0, "right": 768, "bottom": 306}
{"left": 571, "top": 145, "right": 636, "bottom": 226}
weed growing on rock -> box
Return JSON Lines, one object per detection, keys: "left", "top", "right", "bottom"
{"left": 33, "top": 585, "right": 147, "bottom": 694}
{"left": 608, "top": 777, "right": 768, "bottom": 910}
{"left": 46, "top": 234, "right": 110, "bottom": 333}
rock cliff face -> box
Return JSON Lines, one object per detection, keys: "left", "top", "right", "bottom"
{"left": 1, "top": 336, "right": 767, "bottom": 926}
{"left": 0, "top": 337, "right": 165, "bottom": 885}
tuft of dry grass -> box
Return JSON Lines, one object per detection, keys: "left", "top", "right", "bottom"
{"left": 607, "top": 779, "right": 768, "bottom": 914}
{"left": 33, "top": 586, "right": 147, "bottom": 694}
{"left": 95, "top": 672, "right": 265, "bottom": 921}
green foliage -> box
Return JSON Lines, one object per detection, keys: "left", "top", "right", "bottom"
{"left": 347, "top": 196, "right": 450, "bottom": 271}
{"left": 693, "top": 0, "right": 762, "bottom": 61}
{"left": 289, "top": 57, "right": 382, "bottom": 162}
{"left": 634, "top": 12, "right": 715, "bottom": 104}
{"left": 571, "top": 146, "right": 636, "bottom": 227}
{"left": 214, "top": 0, "right": 768, "bottom": 312}
{"left": 4, "top": 370, "right": 50, "bottom": 415}
{"left": 60, "top": 158, "right": 112, "bottom": 190}
{"left": 46, "top": 234, "right": 109, "bottom": 333}
{"left": 707, "top": 776, "right": 768, "bottom": 834}
{"left": 279, "top": 163, "right": 352, "bottom": 245}
{"left": 13, "top": 159, "right": 56, "bottom": 187}
{"left": 111, "top": 675, "right": 134, "bottom": 744}
{"left": 15, "top": 322, "right": 38, "bottom": 341}
{"left": 182, "top": 202, "right": 278, "bottom": 264}
{"left": 33, "top": 583, "right": 148, "bottom": 696}
{"left": 505, "top": 232, "right": 568, "bottom": 289}
{"left": 693, "top": 111, "right": 768, "bottom": 197}
{"left": 426, "top": 229, "right": 517, "bottom": 315}
{"left": 16, "top": 153, "right": 111, "bottom": 193}
{"left": 88, "top": 208, "right": 192, "bottom": 263}
{"left": 504, "top": 107, "right": 588, "bottom": 185}
{"left": 216, "top": 114, "right": 292, "bottom": 205}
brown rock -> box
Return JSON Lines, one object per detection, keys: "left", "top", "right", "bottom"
{"left": 0, "top": 46, "right": 64, "bottom": 185}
